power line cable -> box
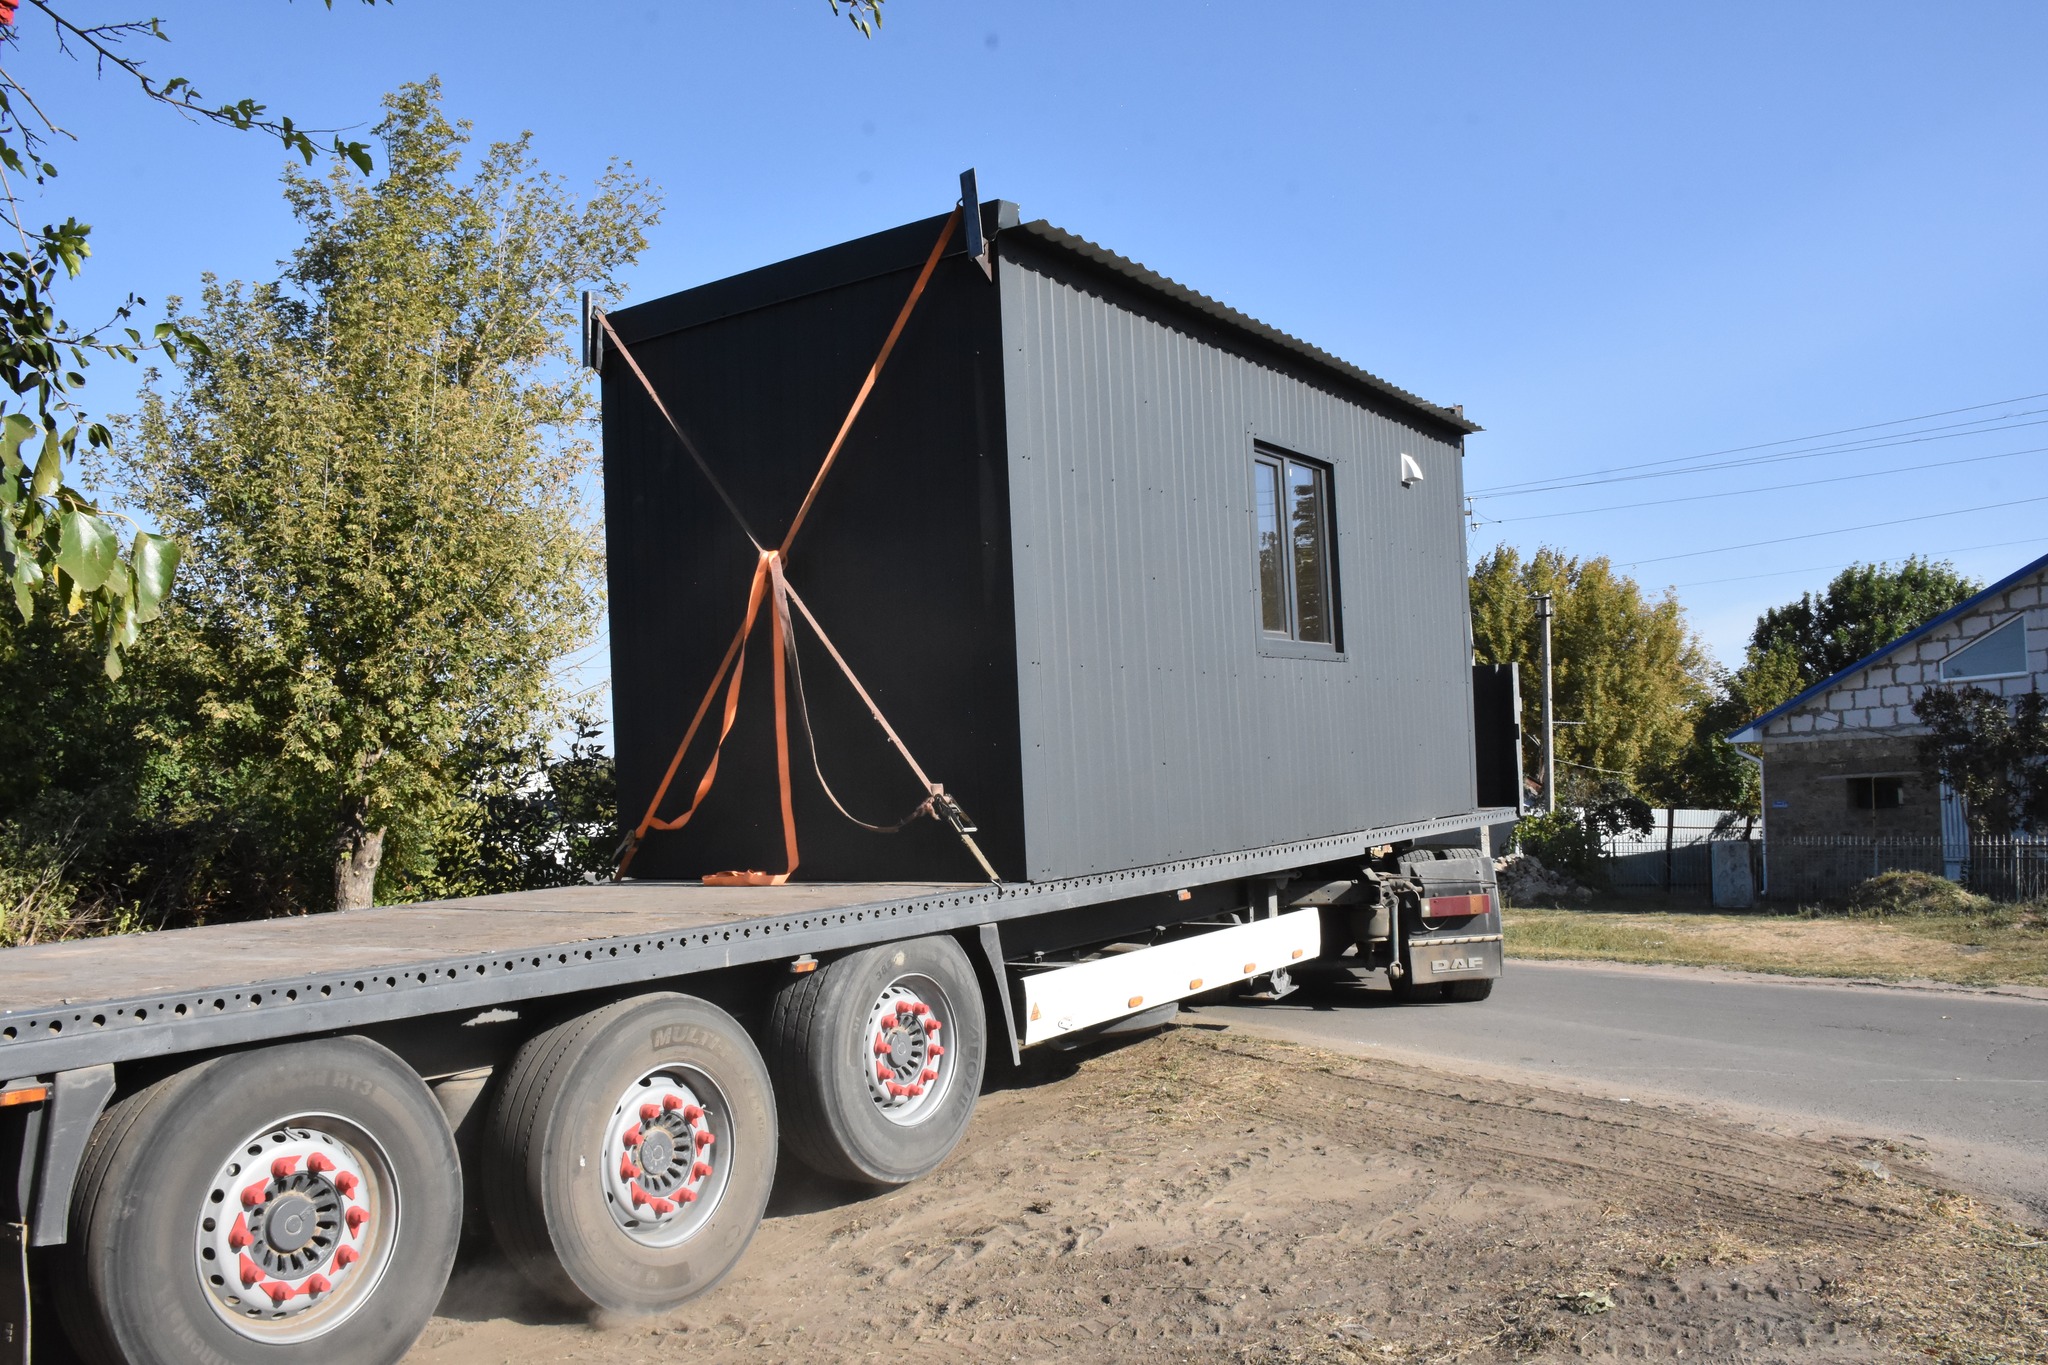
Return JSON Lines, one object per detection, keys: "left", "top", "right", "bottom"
{"left": 1476, "top": 442, "right": 2048, "bottom": 525}
{"left": 1619, "top": 492, "right": 2048, "bottom": 569}
{"left": 1666, "top": 535, "right": 2048, "bottom": 589}
{"left": 1469, "top": 389, "right": 2048, "bottom": 497}
{"left": 1471, "top": 409, "right": 2048, "bottom": 500}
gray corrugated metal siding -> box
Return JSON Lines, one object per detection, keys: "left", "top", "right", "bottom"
{"left": 999, "top": 235, "right": 1478, "bottom": 880}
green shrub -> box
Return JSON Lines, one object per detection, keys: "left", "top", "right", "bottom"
{"left": 1511, "top": 808, "right": 1606, "bottom": 885}
{"left": 0, "top": 819, "right": 138, "bottom": 947}
{"left": 1844, "top": 870, "right": 1993, "bottom": 918}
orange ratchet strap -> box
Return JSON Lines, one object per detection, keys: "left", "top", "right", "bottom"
{"left": 613, "top": 205, "right": 977, "bottom": 883}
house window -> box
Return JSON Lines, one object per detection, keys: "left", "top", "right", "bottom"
{"left": 1940, "top": 615, "right": 2029, "bottom": 681}
{"left": 1847, "top": 776, "right": 1906, "bottom": 811}
{"left": 1253, "top": 449, "right": 1337, "bottom": 648}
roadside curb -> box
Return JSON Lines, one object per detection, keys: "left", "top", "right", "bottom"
{"left": 1503, "top": 954, "right": 2048, "bottom": 1003}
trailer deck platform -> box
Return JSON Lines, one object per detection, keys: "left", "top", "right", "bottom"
{"left": 0, "top": 811, "right": 1508, "bottom": 1078}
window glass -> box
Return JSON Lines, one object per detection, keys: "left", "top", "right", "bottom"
{"left": 1289, "top": 461, "right": 1331, "bottom": 644}
{"left": 1848, "top": 776, "right": 1906, "bottom": 810}
{"left": 1254, "top": 458, "right": 1286, "bottom": 634}
{"left": 1251, "top": 448, "right": 1337, "bottom": 650}
{"left": 1941, "top": 616, "right": 2028, "bottom": 680}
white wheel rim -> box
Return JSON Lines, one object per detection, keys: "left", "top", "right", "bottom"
{"left": 863, "top": 973, "right": 955, "bottom": 1126}
{"left": 601, "top": 1067, "right": 733, "bottom": 1248}
{"left": 193, "top": 1115, "right": 398, "bottom": 1343}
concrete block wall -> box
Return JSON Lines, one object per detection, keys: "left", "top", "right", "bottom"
{"left": 1761, "top": 735, "right": 1940, "bottom": 842}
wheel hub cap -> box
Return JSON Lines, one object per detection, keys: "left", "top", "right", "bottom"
{"left": 194, "top": 1121, "right": 391, "bottom": 1341}
{"left": 261, "top": 1192, "right": 318, "bottom": 1254}
{"left": 602, "top": 1070, "right": 731, "bottom": 1248}
{"left": 864, "top": 978, "right": 951, "bottom": 1125}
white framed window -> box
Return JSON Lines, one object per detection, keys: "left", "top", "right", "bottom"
{"left": 1940, "top": 615, "right": 2029, "bottom": 681}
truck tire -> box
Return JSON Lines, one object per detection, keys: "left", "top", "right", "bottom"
{"left": 1441, "top": 978, "right": 1495, "bottom": 1002}
{"left": 54, "top": 1037, "right": 461, "bottom": 1365}
{"left": 766, "top": 934, "right": 986, "bottom": 1186}
{"left": 481, "top": 993, "right": 776, "bottom": 1315}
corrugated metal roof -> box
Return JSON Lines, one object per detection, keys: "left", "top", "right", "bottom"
{"left": 1726, "top": 547, "right": 2048, "bottom": 743}
{"left": 1011, "top": 220, "right": 1482, "bottom": 437}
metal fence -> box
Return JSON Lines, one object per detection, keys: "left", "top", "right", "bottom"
{"left": 1763, "top": 835, "right": 2048, "bottom": 904}
{"left": 1585, "top": 816, "right": 2047, "bottom": 905}
{"left": 1600, "top": 810, "right": 1748, "bottom": 895}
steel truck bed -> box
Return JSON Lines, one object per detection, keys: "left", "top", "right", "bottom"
{"left": 0, "top": 812, "right": 1498, "bottom": 1079}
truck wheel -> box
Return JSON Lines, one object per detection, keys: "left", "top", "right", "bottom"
{"left": 1442, "top": 978, "right": 1495, "bottom": 1002}
{"left": 767, "top": 934, "right": 986, "bottom": 1186}
{"left": 54, "top": 1037, "right": 460, "bottom": 1365}
{"left": 481, "top": 993, "right": 776, "bottom": 1314}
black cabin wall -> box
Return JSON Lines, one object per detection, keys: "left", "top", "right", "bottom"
{"left": 602, "top": 212, "right": 1024, "bottom": 883}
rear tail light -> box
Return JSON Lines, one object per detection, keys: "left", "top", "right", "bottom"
{"left": 1423, "top": 893, "right": 1491, "bottom": 920}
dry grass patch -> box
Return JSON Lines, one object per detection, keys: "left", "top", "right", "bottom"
{"left": 1504, "top": 902, "right": 2048, "bottom": 987}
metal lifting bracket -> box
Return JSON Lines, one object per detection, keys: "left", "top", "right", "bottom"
{"left": 580, "top": 289, "right": 605, "bottom": 371}
{"left": 960, "top": 168, "right": 993, "bottom": 280}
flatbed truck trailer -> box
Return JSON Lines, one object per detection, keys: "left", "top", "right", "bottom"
{"left": 1, "top": 817, "right": 1508, "bottom": 1364}
{"left": 2, "top": 186, "right": 1522, "bottom": 1362}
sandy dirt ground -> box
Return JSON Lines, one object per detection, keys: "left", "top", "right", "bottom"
{"left": 408, "top": 1024, "right": 2046, "bottom": 1364}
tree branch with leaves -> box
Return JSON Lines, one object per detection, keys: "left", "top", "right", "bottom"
{"left": 1913, "top": 686, "right": 2048, "bottom": 837}
{"left": 0, "top": 0, "right": 387, "bottom": 678}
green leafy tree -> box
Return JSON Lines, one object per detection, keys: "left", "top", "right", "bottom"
{"left": 1469, "top": 544, "right": 1712, "bottom": 802}
{"left": 1751, "top": 557, "right": 1980, "bottom": 688}
{"left": 381, "top": 719, "right": 620, "bottom": 904}
{"left": 1912, "top": 686, "right": 2048, "bottom": 836}
{"left": 0, "top": 2, "right": 388, "bottom": 678}
{"left": 125, "top": 81, "right": 657, "bottom": 909}
{"left": 1666, "top": 642, "right": 1803, "bottom": 823}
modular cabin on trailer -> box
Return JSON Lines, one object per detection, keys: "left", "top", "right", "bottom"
{"left": 602, "top": 197, "right": 1489, "bottom": 885}
{"left": 1, "top": 187, "right": 1514, "bottom": 1365}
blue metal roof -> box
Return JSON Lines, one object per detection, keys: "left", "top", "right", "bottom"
{"left": 1726, "top": 548, "right": 2048, "bottom": 743}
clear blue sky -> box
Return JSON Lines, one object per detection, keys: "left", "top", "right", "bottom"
{"left": 26, "top": 0, "right": 2048, "bottom": 711}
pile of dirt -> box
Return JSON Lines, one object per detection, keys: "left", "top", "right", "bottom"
{"left": 1495, "top": 852, "right": 1594, "bottom": 907}
{"left": 410, "top": 1025, "right": 2044, "bottom": 1364}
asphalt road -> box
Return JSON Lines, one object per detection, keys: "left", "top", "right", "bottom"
{"left": 1193, "top": 959, "right": 2048, "bottom": 1219}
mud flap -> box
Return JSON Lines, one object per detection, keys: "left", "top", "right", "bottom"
{"left": 1408, "top": 939, "right": 1501, "bottom": 985}
{"left": 1, "top": 1222, "right": 25, "bottom": 1365}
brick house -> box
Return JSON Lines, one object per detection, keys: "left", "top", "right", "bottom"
{"left": 1727, "top": 550, "right": 2048, "bottom": 895}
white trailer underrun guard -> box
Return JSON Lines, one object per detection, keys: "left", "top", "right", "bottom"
{"left": 1019, "top": 911, "right": 1322, "bottom": 1046}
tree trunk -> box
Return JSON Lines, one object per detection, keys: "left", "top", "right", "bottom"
{"left": 335, "top": 816, "right": 385, "bottom": 912}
